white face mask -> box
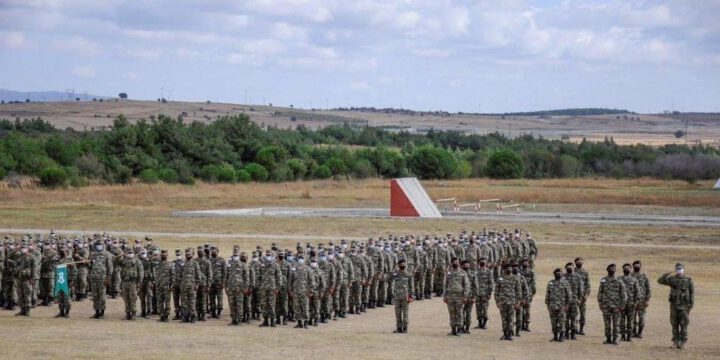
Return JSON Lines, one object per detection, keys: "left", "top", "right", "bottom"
{"left": 327, "top": 255, "right": 334, "bottom": 261}
{"left": 341, "top": 244, "right": 347, "bottom": 249}
{"left": 141, "top": 254, "right": 147, "bottom": 259}
{"left": 265, "top": 256, "right": 273, "bottom": 261}
{"left": 95, "top": 245, "right": 103, "bottom": 251}
{"left": 297, "top": 259, "right": 305, "bottom": 265}
{"left": 176, "top": 255, "right": 181, "bottom": 260}
{"left": 338, "top": 254, "right": 344, "bottom": 258}
{"left": 676, "top": 268, "right": 684, "bottom": 275}
{"left": 232, "top": 256, "right": 239, "bottom": 261}
{"left": 127, "top": 254, "right": 135, "bottom": 258}
{"left": 310, "top": 262, "right": 318, "bottom": 268}
{"left": 320, "top": 256, "right": 327, "bottom": 261}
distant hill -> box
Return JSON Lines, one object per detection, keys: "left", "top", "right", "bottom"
{"left": 0, "top": 89, "right": 109, "bottom": 102}
{"left": 496, "top": 108, "right": 634, "bottom": 116}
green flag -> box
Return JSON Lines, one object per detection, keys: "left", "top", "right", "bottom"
{"left": 53, "top": 264, "right": 69, "bottom": 297}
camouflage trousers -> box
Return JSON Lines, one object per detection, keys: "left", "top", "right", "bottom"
{"left": 32, "top": 278, "right": 39, "bottom": 303}
{"left": 579, "top": 298, "right": 587, "bottom": 325}
{"left": 414, "top": 270, "right": 425, "bottom": 299}
{"left": 433, "top": 268, "right": 446, "bottom": 295}
{"left": 522, "top": 297, "right": 533, "bottom": 324}
{"left": 565, "top": 302, "right": 579, "bottom": 332}
{"left": 310, "top": 294, "right": 321, "bottom": 320}
{"left": 548, "top": 307, "right": 566, "bottom": 333}
{"left": 57, "top": 291, "right": 71, "bottom": 312}
{"left": 394, "top": 298, "right": 409, "bottom": 328}
{"left": 15, "top": 279, "right": 32, "bottom": 309}
{"left": 362, "top": 282, "right": 370, "bottom": 305}
{"left": 369, "top": 277, "right": 380, "bottom": 303}
{"left": 601, "top": 308, "right": 621, "bottom": 338}
{"left": 243, "top": 292, "right": 253, "bottom": 319}
{"left": 226, "top": 288, "right": 246, "bottom": 323}
{"left": 156, "top": 285, "right": 171, "bottom": 318}
{"left": 670, "top": 306, "right": 690, "bottom": 343}
{"left": 209, "top": 283, "right": 224, "bottom": 313}
{"left": 338, "top": 283, "right": 350, "bottom": 312}
{"left": 76, "top": 267, "right": 88, "bottom": 295}
{"left": 634, "top": 302, "right": 647, "bottom": 330}
{"left": 39, "top": 277, "right": 53, "bottom": 302}
{"left": 446, "top": 297, "right": 464, "bottom": 327}
{"left": 138, "top": 279, "right": 153, "bottom": 314}
{"left": 620, "top": 304, "right": 636, "bottom": 336}
{"left": 321, "top": 293, "right": 332, "bottom": 316}
{"left": 180, "top": 285, "right": 197, "bottom": 318}
{"left": 499, "top": 304, "right": 515, "bottom": 332}
{"left": 195, "top": 285, "right": 207, "bottom": 317}
{"left": 377, "top": 279, "right": 387, "bottom": 304}
{"left": 350, "top": 282, "right": 362, "bottom": 309}
{"left": 89, "top": 277, "right": 107, "bottom": 311}
{"left": 463, "top": 301, "right": 473, "bottom": 327}
{"left": 3, "top": 277, "right": 17, "bottom": 304}
{"left": 172, "top": 285, "right": 182, "bottom": 315}
{"left": 121, "top": 281, "right": 138, "bottom": 313}
{"left": 276, "top": 287, "right": 289, "bottom": 317}
{"left": 258, "top": 287, "right": 276, "bottom": 317}
{"left": 476, "top": 296, "right": 490, "bottom": 320}
{"left": 425, "top": 269, "right": 434, "bottom": 297}
{"left": 112, "top": 270, "right": 121, "bottom": 295}
{"left": 292, "top": 294, "right": 309, "bottom": 321}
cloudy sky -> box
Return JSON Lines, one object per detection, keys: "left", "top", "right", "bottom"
{"left": 1, "top": 0, "right": 719, "bottom": 113}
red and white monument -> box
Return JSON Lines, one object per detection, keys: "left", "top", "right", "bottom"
{"left": 390, "top": 178, "right": 442, "bottom": 218}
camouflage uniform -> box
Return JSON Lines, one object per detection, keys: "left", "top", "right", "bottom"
{"left": 575, "top": 265, "right": 590, "bottom": 333}
{"left": 111, "top": 246, "right": 123, "bottom": 298}
{"left": 39, "top": 247, "right": 57, "bottom": 305}
{"left": 475, "top": 265, "right": 494, "bottom": 328}
{"left": 349, "top": 251, "right": 366, "bottom": 313}
{"left": 310, "top": 263, "right": 325, "bottom": 325}
{"left": 171, "top": 250, "right": 184, "bottom": 320}
{"left": 564, "top": 270, "right": 586, "bottom": 338}
{"left": 276, "top": 258, "right": 291, "bottom": 322}
{"left": 598, "top": 274, "right": 627, "bottom": 344}
{"left": 444, "top": 267, "right": 470, "bottom": 334}
{"left": 74, "top": 246, "right": 89, "bottom": 299}
{"left": 462, "top": 266, "right": 479, "bottom": 332}
{"left": 424, "top": 245, "right": 436, "bottom": 299}
{"left": 14, "top": 250, "right": 36, "bottom": 315}
{"left": 179, "top": 250, "right": 202, "bottom": 322}
{"left": 632, "top": 268, "right": 651, "bottom": 337}
{"left": 225, "top": 254, "right": 252, "bottom": 325}
{"left": 257, "top": 255, "right": 283, "bottom": 324}
{"left": 513, "top": 271, "right": 530, "bottom": 336}
{"left": 138, "top": 252, "right": 155, "bottom": 317}
{"left": 154, "top": 253, "right": 175, "bottom": 321}
{"left": 658, "top": 267, "right": 694, "bottom": 349}
{"left": 290, "top": 261, "right": 315, "bottom": 327}
{"left": 495, "top": 270, "right": 521, "bottom": 340}
{"left": 196, "top": 253, "right": 212, "bottom": 321}
{"left": 369, "top": 247, "right": 385, "bottom": 306}
{"left": 545, "top": 275, "right": 572, "bottom": 340}
{"left": 320, "top": 258, "right": 337, "bottom": 321}
{"left": 54, "top": 255, "right": 73, "bottom": 317}
{"left": 388, "top": 267, "right": 414, "bottom": 332}
{"left": 433, "top": 245, "right": 449, "bottom": 296}
{"left": 209, "top": 253, "right": 226, "bottom": 318}
{"left": 88, "top": 243, "right": 113, "bottom": 317}
{"left": 120, "top": 251, "right": 144, "bottom": 320}
{"left": 520, "top": 266, "right": 536, "bottom": 331}
{"left": 620, "top": 272, "right": 641, "bottom": 341}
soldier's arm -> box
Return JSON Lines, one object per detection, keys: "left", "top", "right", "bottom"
{"left": 619, "top": 281, "right": 627, "bottom": 307}
{"left": 644, "top": 275, "right": 651, "bottom": 301}
{"left": 657, "top": 272, "right": 671, "bottom": 286}
{"left": 584, "top": 274, "right": 591, "bottom": 297}
{"left": 106, "top": 256, "right": 113, "bottom": 276}
{"left": 276, "top": 265, "right": 284, "bottom": 288}
{"left": 544, "top": 283, "right": 551, "bottom": 305}
{"left": 688, "top": 278, "right": 694, "bottom": 310}
{"left": 206, "top": 264, "right": 213, "bottom": 286}
{"left": 633, "top": 282, "right": 640, "bottom": 303}
{"left": 137, "top": 261, "right": 144, "bottom": 284}
{"left": 409, "top": 274, "right": 415, "bottom": 298}
{"left": 597, "top": 281, "right": 603, "bottom": 304}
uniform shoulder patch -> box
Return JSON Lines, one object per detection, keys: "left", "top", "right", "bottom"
{"left": 600, "top": 278, "right": 606, "bottom": 283}
{"left": 498, "top": 277, "right": 503, "bottom": 281}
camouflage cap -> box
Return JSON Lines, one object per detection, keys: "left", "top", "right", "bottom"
{"left": 185, "top": 247, "right": 194, "bottom": 254}
{"left": 160, "top": 249, "right": 168, "bottom": 254}
{"left": 675, "top": 263, "right": 684, "bottom": 269}
{"left": 175, "top": 249, "right": 182, "bottom": 255}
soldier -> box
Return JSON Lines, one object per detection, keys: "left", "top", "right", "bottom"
{"left": 242, "top": 252, "right": 256, "bottom": 323}
{"left": 120, "top": 248, "right": 143, "bottom": 320}
{"left": 39, "top": 243, "right": 57, "bottom": 306}
{"left": 368, "top": 241, "right": 384, "bottom": 308}
{"left": 658, "top": 263, "right": 694, "bottom": 349}
{"left": 461, "top": 260, "right": 478, "bottom": 334}
{"left": 348, "top": 246, "right": 366, "bottom": 314}
{"left": 475, "top": 257, "right": 494, "bottom": 329}
{"left": 290, "top": 256, "right": 314, "bottom": 329}
{"left": 171, "top": 249, "right": 184, "bottom": 320}
{"left": 424, "top": 240, "right": 436, "bottom": 300}
{"left": 619, "top": 263, "right": 641, "bottom": 342}
{"left": 511, "top": 263, "right": 529, "bottom": 337}
{"left": 110, "top": 241, "right": 123, "bottom": 299}
{"left": 73, "top": 241, "right": 89, "bottom": 301}
{"left": 545, "top": 268, "right": 572, "bottom": 342}
{"left": 257, "top": 249, "right": 283, "bottom": 327}
{"left": 360, "top": 246, "right": 374, "bottom": 311}
{"left": 137, "top": 249, "right": 154, "bottom": 318}
{"left": 195, "top": 246, "right": 212, "bottom": 321}
{"left": 319, "top": 252, "right": 336, "bottom": 323}
{"left": 414, "top": 244, "right": 426, "bottom": 302}
{"left": 388, "top": 258, "right": 414, "bottom": 333}
{"left": 309, "top": 258, "right": 325, "bottom": 326}
{"left": 179, "top": 248, "right": 202, "bottom": 323}
{"left": 564, "top": 262, "right": 585, "bottom": 340}
{"left": 434, "top": 240, "right": 449, "bottom": 297}
{"left": 526, "top": 233, "right": 538, "bottom": 269}
{"left": 632, "top": 260, "right": 651, "bottom": 338}
{"left": 89, "top": 240, "right": 113, "bottom": 319}
{"left": 30, "top": 242, "right": 41, "bottom": 307}
{"left": 155, "top": 250, "right": 174, "bottom": 322}
{"left": 54, "top": 247, "right": 73, "bottom": 318}
{"left": 519, "top": 259, "right": 536, "bottom": 332}
{"left": 574, "top": 257, "right": 590, "bottom": 335}
{"left": 14, "top": 244, "right": 36, "bottom": 316}
{"left": 208, "top": 246, "right": 226, "bottom": 319}
{"left": 226, "top": 250, "right": 252, "bottom": 326}
{"left": 443, "top": 257, "right": 469, "bottom": 336}
{"left": 598, "top": 263, "right": 627, "bottom": 345}
{"left": 495, "top": 264, "right": 521, "bottom": 340}
{"left": 276, "top": 251, "right": 291, "bottom": 325}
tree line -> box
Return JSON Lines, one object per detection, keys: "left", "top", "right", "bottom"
{"left": 0, "top": 115, "right": 718, "bottom": 188}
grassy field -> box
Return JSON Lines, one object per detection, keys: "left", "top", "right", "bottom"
{"left": 0, "top": 178, "right": 718, "bottom": 359}
{"left": 2, "top": 100, "right": 719, "bottom": 145}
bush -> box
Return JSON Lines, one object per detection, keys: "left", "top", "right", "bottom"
{"left": 407, "top": 145, "right": 458, "bottom": 179}
{"left": 486, "top": 149, "right": 525, "bottom": 179}
{"left": 286, "top": 159, "right": 307, "bottom": 180}
{"left": 138, "top": 169, "right": 159, "bottom": 184}
{"left": 244, "top": 163, "right": 268, "bottom": 182}
{"left": 75, "top": 154, "right": 105, "bottom": 179}
{"left": 158, "top": 168, "right": 178, "bottom": 183}
{"left": 216, "top": 164, "right": 237, "bottom": 183}
{"left": 315, "top": 165, "right": 332, "bottom": 179}
{"left": 199, "top": 164, "right": 220, "bottom": 183}
{"left": 69, "top": 175, "right": 89, "bottom": 187}
{"left": 324, "top": 157, "right": 347, "bottom": 176}
{"left": 236, "top": 169, "right": 251, "bottom": 183}
{"left": 352, "top": 158, "right": 376, "bottom": 179}
{"left": 39, "top": 166, "right": 68, "bottom": 188}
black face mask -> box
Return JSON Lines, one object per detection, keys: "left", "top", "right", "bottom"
{"left": 512, "top": 268, "right": 519, "bottom": 275}
{"left": 452, "top": 263, "right": 459, "bottom": 269}
{"left": 479, "top": 262, "right": 486, "bottom": 267}
{"left": 633, "top": 266, "right": 641, "bottom": 272}
{"left": 623, "top": 269, "right": 630, "bottom": 275}
{"left": 554, "top": 273, "right": 562, "bottom": 280}
{"left": 504, "top": 269, "right": 511, "bottom": 275}
{"left": 240, "top": 257, "right": 247, "bottom": 263}
{"left": 462, "top": 266, "right": 470, "bottom": 271}
{"left": 211, "top": 253, "right": 217, "bottom": 258}
{"left": 608, "top": 269, "right": 615, "bottom": 276}
{"left": 566, "top": 267, "right": 573, "bottom": 274}
{"left": 59, "top": 251, "right": 65, "bottom": 257}
{"left": 521, "top": 264, "right": 528, "bottom": 269}
{"left": 399, "top": 265, "right": 406, "bottom": 270}
{"left": 575, "top": 262, "right": 582, "bottom": 268}
{"left": 186, "top": 255, "right": 192, "bottom": 260}
{"left": 161, "top": 256, "right": 167, "bottom": 261}
{"left": 278, "top": 256, "right": 284, "bottom": 261}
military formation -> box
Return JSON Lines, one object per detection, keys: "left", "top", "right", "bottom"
{"left": 0, "top": 229, "right": 693, "bottom": 350}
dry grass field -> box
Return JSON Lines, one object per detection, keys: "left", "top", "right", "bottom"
{"left": 2, "top": 100, "right": 719, "bottom": 146}
{"left": 0, "top": 178, "right": 719, "bottom": 359}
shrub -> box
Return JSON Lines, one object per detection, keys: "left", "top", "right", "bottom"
{"left": 138, "top": 169, "right": 159, "bottom": 184}
{"left": 216, "top": 164, "right": 237, "bottom": 183}
{"left": 39, "top": 166, "right": 67, "bottom": 188}
{"left": 244, "top": 163, "right": 268, "bottom": 182}
{"left": 158, "top": 168, "right": 178, "bottom": 183}
{"left": 199, "top": 164, "right": 220, "bottom": 183}
{"left": 407, "top": 145, "right": 458, "bottom": 179}
{"left": 486, "top": 149, "right": 525, "bottom": 179}
{"left": 315, "top": 165, "right": 332, "bottom": 179}
{"left": 236, "top": 169, "right": 251, "bottom": 183}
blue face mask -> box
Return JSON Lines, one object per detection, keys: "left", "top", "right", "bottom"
{"left": 297, "top": 259, "right": 305, "bottom": 265}
{"left": 320, "top": 256, "right": 327, "bottom": 261}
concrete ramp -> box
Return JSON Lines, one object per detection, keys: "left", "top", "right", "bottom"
{"left": 714, "top": 178, "right": 720, "bottom": 190}
{"left": 390, "top": 178, "right": 442, "bottom": 218}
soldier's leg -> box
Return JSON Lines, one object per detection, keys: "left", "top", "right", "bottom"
{"left": 463, "top": 302, "right": 472, "bottom": 329}
{"left": 195, "top": 285, "right": 204, "bottom": 319}
{"left": 602, "top": 310, "right": 612, "bottom": 341}
{"left": 79, "top": 268, "right": 88, "bottom": 297}
{"left": 173, "top": 286, "right": 181, "bottom": 319}
{"left": 549, "top": 309, "right": 557, "bottom": 334}
{"left": 138, "top": 282, "right": 147, "bottom": 315}
{"left": 524, "top": 299, "right": 532, "bottom": 328}
{"left": 579, "top": 300, "right": 587, "bottom": 328}
{"left": 678, "top": 308, "right": 689, "bottom": 345}
{"left": 425, "top": 270, "right": 433, "bottom": 298}
{"left": 612, "top": 310, "right": 621, "bottom": 341}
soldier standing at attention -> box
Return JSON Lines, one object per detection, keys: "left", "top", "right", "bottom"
{"left": 39, "top": 242, "right": 57, "bottom": 306}
{"left": 388, "top": 258, "right": 413, "bottom": 333}
{"left": 225, "top": 249, "right": 251, "bottom": 326}
{"left": 195, "top": 246, "right": 212, "bottom": 322}
{"left": 258, "top": 249, "right": 283, "bottom": 327}
{"left": 444, "top": 257, "right": 469, "bottom": 336}
{"left": 632, "top": 260, "right": 650, "bottom": 338}
{"left": 475, "top": 257, "right": 494, "bottom": 329}
{"left": 209, "top": 246, "right": 226, "bottom": 319}
{"left": 120, "top": 248, "right": 144, "bottom": 321}
{"left": 138, "top": 249, "right": 154, "bottom": 318}
{"left": 598, "top": 263, "right": 627, "bottom": 345}
{"left": 89, "top": 240, "right": 113, "bottom": 319}
{"left": 461, "top": 260, "right": 478, "bottom": 334}
{"left": 574, "top": 257, "right": 590, "bottom": 335}
{"left": 154, "top": 250, "right": 174, "bottom": 322}
{"left": 563, "top": 262, "right": 585, "bottom": 340}
{"left": 54, "top": 247, "right": 73, "bottom": 318}
{"left": 545, "top": 268, "right": 571, "bottom": 342}
{"left": 171, "top": 249, "right": 184, "bottom": 320}
{"left": 14, "top": 244, "right": 36, "bottom": 316}
{"left": 495, "top": 264, "right": 521, "bottom": 341}
{"left": 180, "top": 248, "right": 202, "bottom": 323}
{"left": 619, "top": 263, "right": 641, "bottom": 342}
{"left": 519, "top": 259, "right": 536, "bottom": 332}
{"left": 73, "top": 241, "right": 89, "bottom": 301}
{"left": 658, "top": 263, "right": 693, "bottom": 350}
{"left": 290, "top": 256, "right": 314, "bottom": 329}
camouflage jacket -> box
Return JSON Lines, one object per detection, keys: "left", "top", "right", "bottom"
{"left": 620, "top": 274, "right": 641, "bottom": 304}
{"left": 545, "top": 278, "right": 572, "bottom": 310}
{"left": 633, "top": 271, "right": 651, "bottom": 303}
{"left": 388, "top": 269, "right": 414, "bottom": 300}
{"left": 89, "top": 250, "right": 113, "bottom": 279}
{"left": 657, "top": 273, "right": 693, "bottom": 310}
{"left": 339, "top": 256, "right": 355, "bottom": 285}
{"left": 225, "top": 262, "right": 252, "bottom": 291}
{"left": 209, "top": 256, "right": 226, "bottom": 285}
{"left": 349, "top": 254, "right": 366, "bottom": 282}
{"left": 520, "top": 268, "right": 536, "bottom": 297}
{"left": 121, "top": 257, "right": 144, "bottom": 283}
{"left": 494, "top": 273, "right": 521, "bottom": 305}
{"left": 197, "top": 257, "right": 212, "bottom": 287}
{"left": 597, "top": 276, "right": 627, "bottom": 309}
{"left": 576, "top": 267, "right": 590, "bottom": 298}
{"left": 40, "top": 248, "right": 58, "bottom": 279}
{"left": 15, "top": 253, "right": 36, "bottom": 281}
{"left": 140, "top": 257, "right": 155, "bottom": 281}
{"left": 257, "top": 260, "right": 283, "bottom": 290}
{"left": 172, "top": 259, "right": 185, "bottom": 287}
{"left": 320, "top": 261, "right": 336, "bottom": 292}
{"left": 444, "top": 268, "right": 470, "bottom": 300}
{"left": 564, "top": 272, "right": 585, "bottom": 304}
{"left": 179, "top": 258, "right": 202, "bottom": 288}
{"left": 311, "top": 266, "right": 325, "bottom": 295}
{"left": 154, "top": 259, "right": 175, "bottom": 288}
{"left": 515, "top": 273, "right": 530, "bottom": 302}
{"left": 464, "top": 268, "right": 479, "bottom": 298}
{"left": 476, "top": 267, "right": 494, "bottom": 298}
{"left": 290, "top": 264, "right": 315, "bottom": 295}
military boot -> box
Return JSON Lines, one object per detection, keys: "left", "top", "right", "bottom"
{"left": 551, "top": 332, "right": 558, "bottom": 342}
{"left": 339, "top": 311, "right": 346, "bottom": 318}
{"left": 90, "top": 310, "right": 99, "bottom": 319}
{"left": 228, "top": 318, "right": 237, "bottom": 326}
{"left": 63, "top": 308, "right": 69, "bottom": 318}
{"left": 578, "top": 324, "right": 585, "bottom": 335}
{"left": 130, "top": 311, "right": 137, "bottom": 320}
{"left": 190, "top": 315, "right": 196, "bottom": 323}
{"left": 125, "top": 312, "right": 132, "bottom": 320}
{"left": 464, "top": 325, "right": 471, "bottom": 334}
{"left": 611, "top": 335, "right": 619, "bottom": 345}
{"left": 198, "top": 313, "right": 206, "bottom": 321}
{"left": 270, "top": 317, "right": 276, "bottom": 327}
{"left": 637, "top": 325, "right": 644, "bottom": 339}
{"left": 481, "top": 319, "right": 487, "bottom": 329}
{"left": 294, "top": 320, "right": 303, "bottom": 328}
{"left": 173, "top": 311, "right": 180, "bottom": 320}
{"left": 259, "top": 317, "right": 269, "bottom": 327}
{"left": 525, "top": 322, "right": 530, "bottom": 332}
{"left": 55, "top": 310, "right": 65, "bottom": 318}
{"left": 393, "top": 327, "right": 402, "bottom": 333}
{"left": 558, "top": 331, "right": 564, "bottom": 342}
{"left": 475, "top": 320, "right": 483, "bottom": 329}
{"left": 99, "top": 310, "right": 105, "bottom": 319}
{"left": 570, "top": 328, "right": 577, "bottom": 340}
{"left": 448, "top": 327, "right": 457, "bottom": 336}
{"left": 282, "top": 316, "right": 288, "bottom": 325}
{"left": 506, "top": 330, "right": 513, "bottom": 341}
{"left": 303, "top": 320, "right": 308, "bottom": 329}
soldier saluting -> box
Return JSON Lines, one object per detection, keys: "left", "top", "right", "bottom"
{"left": 658, "top": 263, "right": 693, "bottom": 350}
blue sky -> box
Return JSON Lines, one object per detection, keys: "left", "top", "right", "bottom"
{"left": 1, "top": 0, "right": 719, "bottom": 113}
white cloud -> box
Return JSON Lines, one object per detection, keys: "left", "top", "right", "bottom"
{"left": 0, "top": 31, "right": 25, "bottom": 49}
{"left": 71, "top": 65, "right": 96, "bottom": 78}
{"left": 53, "top": 36, "right": 100, "bottom": 56}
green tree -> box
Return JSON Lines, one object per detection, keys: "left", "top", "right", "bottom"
{"left": 485, "top": 149, "right": 525, "bottom": 179}
{"left": 244, "top": 163, "right": 269, "bottom": 181}
{"left": 407, "top": 145, "right": 458, "bottom": 179}
{"left": 39, "top": 166, "right": 68, "bottom": 188}
{"left": 158, "top": 168, "right": 178, "bottom": 183}
{"left": 139, "top": 169, "right": 159, "bottom": 184}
